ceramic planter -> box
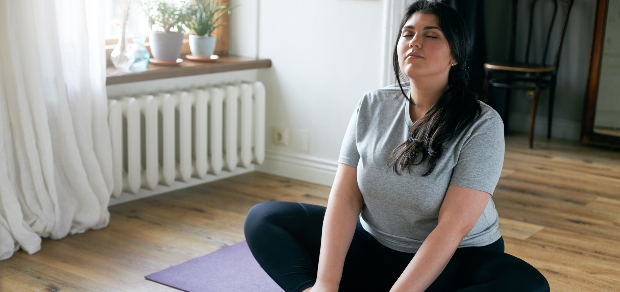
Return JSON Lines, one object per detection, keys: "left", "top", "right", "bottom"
{"left": 189, "top": 34, "right": 217, "bottom": 58}
{"left": 149, "top": 31, "right": 184, "bottom": 62}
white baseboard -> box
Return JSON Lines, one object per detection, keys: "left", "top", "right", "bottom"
{"left": 256, "top": 150, "right": 338, "bottom": 186}
{"left": 108, "top": 166, "right": 255, "bottom": 206}
{"left": 507, "top": 113, "right": 581, "bottom": 141}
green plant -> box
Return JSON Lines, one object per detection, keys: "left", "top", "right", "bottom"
{"left": 141, "top": 0, "right": 188, "bottom": 32}
{"left": 185, "top": 0, "right": 238, "bottom": 36}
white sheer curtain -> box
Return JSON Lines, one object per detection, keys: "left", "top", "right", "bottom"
{"left": 0, "top": 0, "right": 113, "bottom": 260}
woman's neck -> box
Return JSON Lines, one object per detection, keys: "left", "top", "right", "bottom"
{"left": 408, "top": 79, "right": 448, "bottom": 117}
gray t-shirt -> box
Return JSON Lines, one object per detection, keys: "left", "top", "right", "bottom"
{"left": 338, "top": 85, "right": 504, "bottom": 253}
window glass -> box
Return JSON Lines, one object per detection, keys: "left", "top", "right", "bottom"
{"left": 105, "top": 0, "right": 175, "bottom": 41}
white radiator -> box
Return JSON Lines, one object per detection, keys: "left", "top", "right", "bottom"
{"left": 107, "top": 82, "right": 265, "bottom": 197}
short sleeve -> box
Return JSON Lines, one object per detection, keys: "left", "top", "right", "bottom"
{"left": 338, "top": 102, "right": 361, "bottom": 168}
{"left": 449, "top": 112, "right": 505, "bottom": 195}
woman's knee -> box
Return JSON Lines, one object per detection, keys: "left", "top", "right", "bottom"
{"left": 469, "top": 251, "right": 550, "bottom": 292}
{"left": 504, "top": 255, "right": 549, "bottom": 292}
{"left": 244, "top": 201, "right": 285, "bottom": 237}
{"left": 244, "top": 201, "right": 322, "bottom": 241}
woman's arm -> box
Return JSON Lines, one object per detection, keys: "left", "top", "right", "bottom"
{"left": 390, "top": 185, "right": 491, "bottom": 292}
{"left": 308, "top": 163, "right": 364, "bottom": 292}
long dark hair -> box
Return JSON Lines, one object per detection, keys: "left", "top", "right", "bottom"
{"left": 389, "top": 1, "right": 481, "bottom": 176}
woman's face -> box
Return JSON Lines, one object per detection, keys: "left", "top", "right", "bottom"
{"left": 397, "top": 12, "right": 454, "bottom": 83}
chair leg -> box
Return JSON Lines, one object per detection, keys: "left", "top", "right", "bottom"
{"left": 529, "top": 88, "right": 541, "bottom": 149}
{"left": 547, "top": 76, "right": 557, "bottom": 139}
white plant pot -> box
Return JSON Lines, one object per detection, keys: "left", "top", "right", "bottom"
{"left": 189, "top": 34, "right": 217, "bottom": 58}
{"left": 149, "top": 31, "right": 184, "bottom": 62}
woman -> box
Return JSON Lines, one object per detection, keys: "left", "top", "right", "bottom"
{"left": 245, "top": 1, "right": 549, "bottom": 291}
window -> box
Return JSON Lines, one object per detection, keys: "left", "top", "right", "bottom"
{"left": 104, "top": 0, "right": 231, "bottom": 59}
{"left": 106, "top": 0, "right": 155, "bottom": 44}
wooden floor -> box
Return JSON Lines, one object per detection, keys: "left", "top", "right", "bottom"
{"left": 1, "top": 135, "right": 619, "bottom": 291}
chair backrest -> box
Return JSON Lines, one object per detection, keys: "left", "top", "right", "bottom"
{"left": 508, "top": 0, "right": 574, "bottom": 68}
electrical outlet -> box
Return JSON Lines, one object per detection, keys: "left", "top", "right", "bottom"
{"left": 272, "top": 127, "right": 289, "bottom": 146}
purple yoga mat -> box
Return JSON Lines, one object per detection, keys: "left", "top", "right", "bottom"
{"left": 145, "top": 241, "right": 283, "bottom": 292}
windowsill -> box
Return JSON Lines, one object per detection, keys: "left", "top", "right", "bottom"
{"left": 106, "top": 55, "right": 272, "bottom": 85}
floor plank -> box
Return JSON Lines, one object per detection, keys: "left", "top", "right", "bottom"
{"left": 498, "top": 217, "right": 545, "bottom": 240}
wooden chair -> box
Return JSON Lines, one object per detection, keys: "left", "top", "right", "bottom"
{"left": 482, "top": 0, "right": 574, "bottom": 148}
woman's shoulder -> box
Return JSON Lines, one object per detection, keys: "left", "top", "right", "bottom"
{"left": 467, "top": 100, "right": 504, "bottom": 135}
{"left": 477, "top": 101, "right": 503, "bottom": 125}
{"left": 359, "top": 84, "right": 408, "bottom": 107}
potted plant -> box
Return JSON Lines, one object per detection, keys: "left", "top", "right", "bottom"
{"left": 141, "top": 0, "right": 188, "bottom": 62}
{"left": 185, "top": 0, "right": 238, "bottom": 58}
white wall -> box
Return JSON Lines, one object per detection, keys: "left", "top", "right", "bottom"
{"left": 231, "top": 0, "right": 384, "bottom": 185}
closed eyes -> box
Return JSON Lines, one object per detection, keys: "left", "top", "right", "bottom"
{"left": 400, "top": 33, "right": 439, "bottom": 39}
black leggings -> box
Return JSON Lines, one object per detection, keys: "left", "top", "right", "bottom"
{"left": 244, "top": 201, "right": 549, "bottom": 292}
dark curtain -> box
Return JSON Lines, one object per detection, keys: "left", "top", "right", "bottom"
{"left": 444, "top": 0, "right": 487, "bottom": 97}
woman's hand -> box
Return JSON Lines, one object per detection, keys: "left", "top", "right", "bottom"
{"left": 390, "top": 185, "right": 491, "bottom": 291}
